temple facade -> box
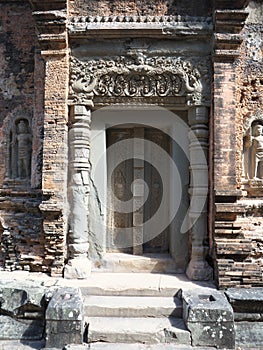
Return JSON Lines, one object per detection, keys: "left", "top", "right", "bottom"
{"left": 0, "top": 0, "right": 262, "bottom": 289}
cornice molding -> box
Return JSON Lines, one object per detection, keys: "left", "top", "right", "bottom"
{"left": 213, "top": 0, "right": 250, "bottom": 61}
{"left": 29, "top": 0, "right": 68, "bottom": 56}
{"left": 213, "top": 8, "right": 249, "bottom": 61}
{"left": 29, "top": 0, "right": 67, "bottom": 11}
{"left": 68, "top": 15, "right": 213, "bottom": 39}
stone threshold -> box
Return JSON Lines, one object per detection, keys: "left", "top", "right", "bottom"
{"left": 93, "top": 253, "right": 180, "bottom": 274}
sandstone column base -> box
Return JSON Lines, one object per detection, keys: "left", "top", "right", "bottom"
{"left": 186, "top": 260, "right": 213, "bottom": 281}
{"left": 64, "top": 258, "right": 91, "bottom": 279}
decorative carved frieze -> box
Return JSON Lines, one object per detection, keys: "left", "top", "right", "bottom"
{"left": 70, "top": 15, "right": 210, "bottom": 24}
{"left": 68, "top": 15, "right": 212, "bottom": 38}
{"left": 69, "top": 55, "right": 210, "bottom": 106}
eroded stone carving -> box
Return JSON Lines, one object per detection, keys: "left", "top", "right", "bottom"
{"left": 69, "top": 55, "right": 209, "bottom": 105}
{"left": 9, "top": 119, "right": 32, "bottom": 180}
{"left": 243, "top": 111, "right": 263, "bottom": 180}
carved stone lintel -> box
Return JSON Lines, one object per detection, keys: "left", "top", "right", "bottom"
{"left": 69, "top": 56, "right": 210, "bottom": 106}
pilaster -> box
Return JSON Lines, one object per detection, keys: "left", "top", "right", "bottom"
{"left": 212, "top": 0, "right": 249, "bottom": 287}
{"left": 32, "top": 0, "right": 69, "bottom": 275}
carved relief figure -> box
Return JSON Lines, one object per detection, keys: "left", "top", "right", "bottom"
{"left": 9, "top": 119, "right": 32, "bottom": 179}
{"left": 243, "top": 120, "right": 263, "bottom": 180}
{"left": 251, "top": 123, "right": 263, "bottom": 179}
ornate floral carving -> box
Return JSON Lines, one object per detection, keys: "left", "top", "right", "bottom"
{"left": 69, "top": 55, "right": 210, "bottom": 105}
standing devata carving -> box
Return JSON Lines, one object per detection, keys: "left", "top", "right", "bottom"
{"left": 69, "top": 55, "right": 210, "bottom": 105}
{"left": 9, "top": 119, "right": 32, "bottom": 180}
{"left": 243, "top": 115, "right": 263, "bottom": 180}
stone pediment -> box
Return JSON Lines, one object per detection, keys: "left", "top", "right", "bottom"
{"left": 69, "top": 55, "right": 210, "bottom": 106}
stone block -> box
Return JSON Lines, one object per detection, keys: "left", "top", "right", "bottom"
{"left": 63, "top": 345, "right": 89, "bottom": 350}
{"left": 182, "top": 289, "right": 235, "bottom": 349}
{"left": 0, "top": 282, "right": 46, "bottom": 340}
{"left": 235, "top": 321, "right": 263, "bottom": 348}
{"left": 0, "top": 284, "right": 46, "bottom": 314}
{"left": 225, "top": 287, "right": 263, "bottom": 314}
{"left": 0, "top": 315, "right": 44, "bottom": 340}
{"left": 225, "top": 288, "right": 263, "bottom": 348}
{"left": 45, "top": 287, "right": 84, "bottom": 349}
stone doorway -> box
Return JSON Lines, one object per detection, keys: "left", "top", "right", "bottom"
{"left": 67, "top": 105, "right": 212, "bottom": 279}
{"left": 88, "top": 108, "right": 192, "bottom": 273}
{"left": 106, "top": 126, "right": 170, "bottom": 256}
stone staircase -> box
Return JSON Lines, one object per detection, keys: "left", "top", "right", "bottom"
{"left": 81, "top": 279, "right": 191, "bottom": 346}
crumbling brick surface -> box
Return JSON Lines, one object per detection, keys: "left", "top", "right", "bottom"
{"left": 215, "top": 212, "right": 263, "bottom": 288}
{"left": 0, "top": 194, "right": 44, "bottom": 272}
{"left": 213, "top": 62, "right": 238, "bottom": 192}
{"left": 236, "top": 22, "right": 263, "bottom": 185}
{"left": 69, "top": 0, "right": 212, "bottom": 17}
{"left": 0, "top": 2, "right": 46, "bottom": 272}
{"left": 0, "top": 1, "right": 35, "bottom": 185}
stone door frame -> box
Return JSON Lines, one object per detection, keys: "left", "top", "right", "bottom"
{"left": 65, "top": 16, "right": 213, "bottom": 280}
{"left": 65, "top": 102, "right": 212, "bottom": 280}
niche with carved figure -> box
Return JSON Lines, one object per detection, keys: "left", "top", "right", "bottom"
{"left": 8, "top": 119, "right": 32, "bottom": 180}
{"left": 243, "top": 113, "right": 263, "bottom": 180}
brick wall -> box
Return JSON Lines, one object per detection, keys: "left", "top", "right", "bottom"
{"left": 69, "top": 0, "right": 212, "bottom": 17}
{"left": 213, "top": 1, "right": 263, "bottom": 288}
{"left": 0, "top": 1, "right": 46, "bottom": 272}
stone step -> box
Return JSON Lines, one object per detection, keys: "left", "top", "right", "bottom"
{"left": 64, "top": 344, "right": 217, "bottom": 350}
{"left": 77, "top": 273, "right": 214, "bottom": 297}
{"left": 100, "top": 253, "right": 178, "bottom": 274}
{"left": 84, "top": 295, "right": 182, "bottom": 318}
{"left": 85, "top": 317, "right": 191, "bottom": 345}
